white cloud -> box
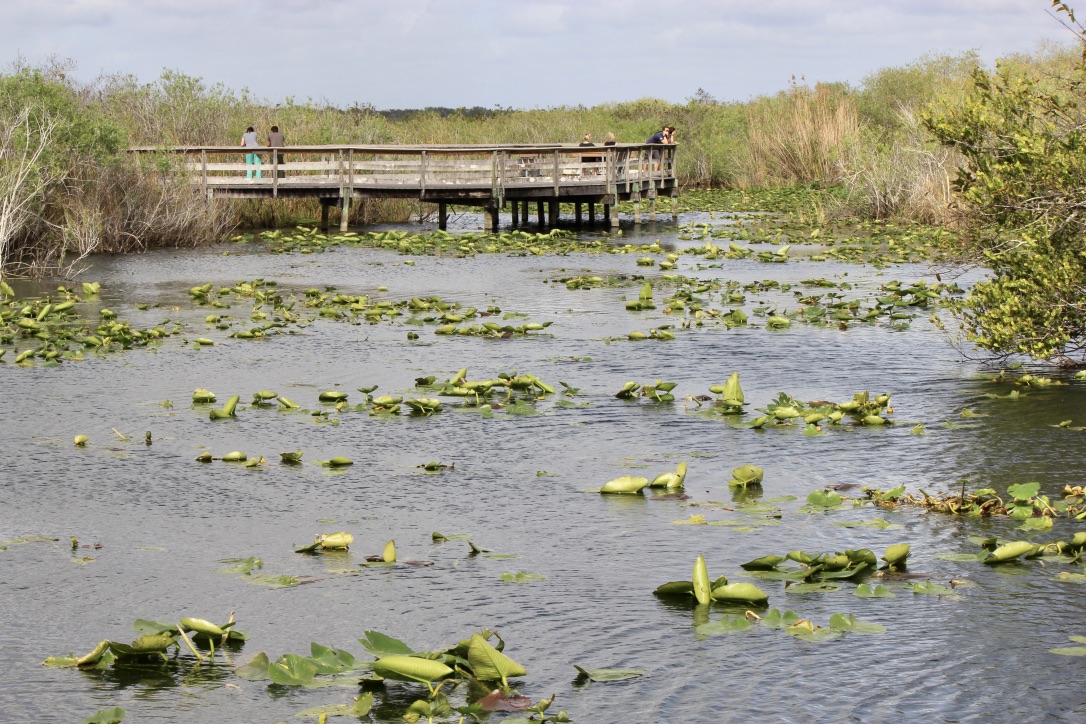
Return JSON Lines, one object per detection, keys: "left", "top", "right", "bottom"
{"left": 2, "top": 0, "right": 1074, "bottom": 107}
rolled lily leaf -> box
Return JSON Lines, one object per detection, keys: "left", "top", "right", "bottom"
{"left": 382, "top": 539, "right": 397, "bottom": 563}
{"left": 319, "top": 532, "right": 354, "bottom": 550}
{"left": 74, "top": 435, "right": 88, "bottom": 446}
{"left": 192, "top": 388, "right": 217, "bottom": 403}
{"left": 181, "top": 618, "right": 224, "bottom": 636}
{"left": 649, "top": 472, "right": 679, "bottom": 488}
{"left": 693, "top": 555, "right": 711, "bottom": 605}
{"left": 319, "top": 390, "right": 348, "bottom": 402}
{"left": 371, "top": 655, "right": 451, "bottom": 686}
{"left": 74, "top": 640, "right": 112, "bottom": 668}
{"left": 327, "top": 456, "right": 353, "bottom": 467}
{"left": 221, "top": 451, "right": 247, "bottom": 462}
{"left": 279, "top": 451, "right": 303, "bottom": 463}
{"left": 881, "top": 543, "right": 910, "bottom": 568}
{"left": 109, "top": 633, "right": 175, "bottom": 657}
{"left": 730, "top": 464, "right": 764, "bottom": 487}
{"left": 466, "top": 633, "right": 526, "bottom": 686}
{"left": 599, "top": 475, "right": 648, "bottom": 494}
{"left": 719, "top": 371, "right": 744, "bottom": 406}
{"left": 711, "top": 582, "right": 769, "bottom": 605}
{"left": 983, "top": 540, "right": 1038, "bottom": 563}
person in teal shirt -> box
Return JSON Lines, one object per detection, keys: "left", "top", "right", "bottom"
{"left": 240, "top": 126, "right": 262, "bottom": 179}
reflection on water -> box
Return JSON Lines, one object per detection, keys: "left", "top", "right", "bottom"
{"left": 3, "top": 219, "right": 1086, "bottom": 722}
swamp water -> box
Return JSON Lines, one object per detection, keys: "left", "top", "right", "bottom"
{"left": 2, "top": 213, "right": 1086, "bottom": 723}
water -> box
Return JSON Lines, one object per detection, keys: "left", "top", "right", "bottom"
{"left": 3, "top": 215, "right": 1086, "bottom": 723}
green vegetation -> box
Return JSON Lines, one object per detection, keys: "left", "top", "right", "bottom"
{"left": 923, "top": 7, "right": 1086, "bottom": 362}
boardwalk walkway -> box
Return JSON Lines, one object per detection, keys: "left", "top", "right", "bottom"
{"left": 132, "top": 144, "right": 679, "bottom": 230}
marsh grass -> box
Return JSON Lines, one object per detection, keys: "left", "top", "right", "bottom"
{"left": 1, "top": 43, "right": 1082, "bottom": 276}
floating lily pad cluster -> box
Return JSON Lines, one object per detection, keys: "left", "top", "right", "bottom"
{"left": 740, "top": 544, "right": 909, "bottom": 586}
{"left": 600, "top": 461, "right": 687, "bottom": 495}
{"left": 654, "top": 555, "right": 770, "bottom": 606}
{"left": 0, "top": 281, "right": 181, "bottom": 365}
{"left": 43, "top": 612, "right": 245, "bottom": 669}
{"left": 236, "top": 628, "right": 569, "bottom": 722}
{"left": 748, "top": 390, "right": 893, "bottom": 429}
{"left": 251, "top": 226, "right": 592, "bottom": 258}
{"left": 863, "top": 480, "right": 1086, "bottom": 522}
{"left": 614, "top": 380, "right": 678, "bottom": 402}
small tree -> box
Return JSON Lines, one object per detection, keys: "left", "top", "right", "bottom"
{"left": 923, "top": 2, "right": 1086, "bottom": 363}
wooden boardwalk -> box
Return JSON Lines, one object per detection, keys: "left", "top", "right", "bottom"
{"left": 132, "top": 144, "right": 679, "bottom": 230}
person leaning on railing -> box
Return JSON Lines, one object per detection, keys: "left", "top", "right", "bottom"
{"left": 645, "top": 125, "right": 675, "bottom": 171}
{"left": 267, "top": 125, "right": 285, "bottom": 178}
{"left": 240, "top": 126, "right": 262, "bottom": 179}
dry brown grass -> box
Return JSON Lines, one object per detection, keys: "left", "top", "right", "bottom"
{"left": 742, "top": 83, "right": 860, "bottom": 187}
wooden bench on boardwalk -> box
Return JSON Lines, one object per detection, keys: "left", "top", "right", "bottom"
{"left": 130, "top": 143, "right": 679, "bottom": 231}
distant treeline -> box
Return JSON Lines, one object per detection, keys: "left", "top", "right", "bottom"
{"left": 0, "top": 42, "right": 1078, "bottom": 277}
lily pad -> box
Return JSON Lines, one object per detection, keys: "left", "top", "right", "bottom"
{"left": 500, "top": 571, "right": 546, "bottom": 583}
{"left": 828, "top": 613, "right": 886, "bottom": 634}
{"left": 235, "top": 652, "right": 271, "bottom": 680}
{"left": 573, "top": 665, "right": 647, "bottom": 682}
{"left": 359, "top": 630, "right": 414, "bottom": 658}
{"left": 82, "top": 708, "right": 126, "bottom": 724}
{"left": 695, "top": 615, "right": 753, "bottom": 635}
{"left": 854, "top": 583, "right": 894, "bottom": 598}
{"left": 268, "top": 653, "right": 319, "bottom": 686}
{"left": 785, "top": 582, "right": 840, "bottom": 594}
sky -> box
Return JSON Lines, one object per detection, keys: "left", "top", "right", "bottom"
{"left": 2, "top": 0, "right": 1077, "bottom": 109}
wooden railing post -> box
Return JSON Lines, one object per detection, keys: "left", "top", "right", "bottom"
{"left": 420, "top": 150, "right": 427, "bottom": 195}
{"left": 553, "top": 149, "right": 560, "bottom": 194}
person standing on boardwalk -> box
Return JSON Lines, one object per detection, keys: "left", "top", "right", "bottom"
{"left": 240, "top": 126, "right": 262, "bottom": 179}
{"left": 267, "top": 125, "right": 285, "bottom": 178}
{"left": 578, "top": 133, "right": 600, "bottom": 175}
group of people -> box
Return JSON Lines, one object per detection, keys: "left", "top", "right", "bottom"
{"left": 239, "top": 125, "right": 286, "bottom": 179}
{"left": 574, "top": 126, "right": 676, "bottom": 173}
{"left": 575, "top": 125, "right": 677, "bottom": 148}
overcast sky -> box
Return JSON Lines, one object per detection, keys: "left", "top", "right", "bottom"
{"left": 3, "top": 0, "right": 1075, "bottom": 109}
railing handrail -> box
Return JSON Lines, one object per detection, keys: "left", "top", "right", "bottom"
{"left": 129, "top": 142, "right": 677, "bottom": 154}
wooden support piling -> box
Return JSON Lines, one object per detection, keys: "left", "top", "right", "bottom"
{"left": 438, "top": 203, "right": 448, "bottom": 231}
{"left": 520, "top": 201, "right": 529, "bottom": 225}
{"left": 510, "top": 201, "right": 519, "bottom": 227}
{"left": 588, "top": 202, "right": 595, "bottom": 224}
{"left": 548, "top": 201, "right": 558, "bottom": 227}
{"left": 608, "top": 203, "right": 618, "bottom": 228}
{"left": 320, "top": 199, "right": 331, "bottom": 232}
{"left": 340, "top": 194, "right": 350, "bottom": 232}
{"left": 536, "top": 201, "right": 545, "bottom": 226}
{"left": 575, "top": 203, "right": 582, "bottom": 225}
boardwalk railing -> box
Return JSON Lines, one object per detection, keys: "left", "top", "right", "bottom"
{"left": 131, "top": 143, "right": 678, "bottom": 229}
